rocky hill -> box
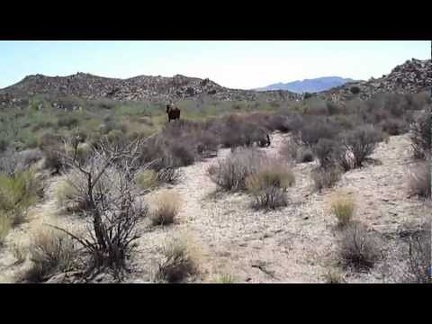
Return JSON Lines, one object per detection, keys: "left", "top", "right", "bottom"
{"left": 320, "top": 58, "right": 431, "bottom": 102}
{"left": 0, "top": 73, "right": 300, "bottom": 105}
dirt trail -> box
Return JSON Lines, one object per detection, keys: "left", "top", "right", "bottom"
{"left": 1, "top": 132, "right": 427, "bottom": 283}
{"left": 130, "top": 132, "right": 429, "bottom": 283}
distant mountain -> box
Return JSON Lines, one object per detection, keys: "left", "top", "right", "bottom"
{"left": 254, "top": 76, "right": 357, "bottom": 93}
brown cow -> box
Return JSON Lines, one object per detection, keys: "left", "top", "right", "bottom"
{"left": 166, "top": 104, "right": 181, "bottom": 123}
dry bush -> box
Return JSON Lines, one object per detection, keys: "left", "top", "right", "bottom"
{"left": 0, "top": 170, "right": 40, "bottom": 227}
{"left": 0, "top": 148, "right": 20, "bottom": 176}
{"left": 135, "top": 169, "right": 159, "bottom": 190}
{"left": 51, "top": 137, "right": 151, "bottom": 278}
{"left": 245, "top": 160, "right": 294, "bottom": 210}
{"left": 23, "top": 229, "right": 76, "bottom": 283}
{"left": 342, "top": 125, "right": 383, "bottom": 168}
{"left": 56, "top": 172, "right": 91, "bottom": 213}
{"left": 408, "top": 162, "right": 431, "bottom": 199}
{"left": 267, "top": 114, "right": 291, "bottom": 133}
{"left": 150, "top": 190, "right": 182, "bottom": 226}
{"left": 0, "top": 217, "right": 11, "bottom": 246}
{"left": 156, "top": 167, "right": 182, "bottom": 184}
{"left": 208, "top": 148, "right": 264, "bottom": 191}
{"left": 339, "top": 223, "right": 380, "bottom": 271}
{"left": 404, "top": 224, "right": 431, "bottom": 283}
{"left": 279, "top": 137, "right": 313, "bottom": 163}
{"left": 330, "top": 193, "right": 356, "bottom": 227}
{"left": 323, "top": 269, "right": 346, "bottom": 283}
{"left": 11, "top": 243, "right": 28, "bottom": 264}
{"left": 380, "top": 118, "right": 407, "bottom": 136}
{"left": 249, "top": 186, "right": 288, "bottom": 210}
{"left": 410, "top": 109, "right": 431, "bottom": 160}
{"left": 334, "top": 147, "right": 353, "bottom": 172}
{"left": 313, "top": 138, "right": 341, "bottom": 169}
{"left": 311, "top": 167, "right": 342, "bottom": 191}
{"left": 297, "top": 119, "right": 338, "bottom": 146}
{"left": 221, "top": 116, "right": 270, "bottom": 149}
{"left": 215, "top": 273, "right": 236, "bottom": 283}
{"left": 156, "top": 236, "right": 200, "bottom": 283}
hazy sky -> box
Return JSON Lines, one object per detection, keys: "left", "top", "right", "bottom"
{"left": 0, "top": 41, "right": 430, "bottom": 89}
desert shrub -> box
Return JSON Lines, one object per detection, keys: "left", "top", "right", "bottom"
{"left": 0, "top": 217, "right": 11, "bottom": 246}
{"left": 156, "top": 168, "right": 182, "bottom": 184}
{"left": 135, "top": 169, "right": 159, "bottom": 190}
{"left": 156, "top": 237, "right": 200, "bottom": 283}
{"left": 330, "top": 193, "right": 356, "bottom": 227}
{"left": 23, "top": 229, "right": 76, "bottom": 283}
{"left": 279, "top": 137, "right": 313, "bottom": 163}
{"left": 150, "top": 190, "right": 182, "bottom": 226}
{"left": 334, "top": 148, "right": 353, "bottom": 172}
{"left": 313, "top": 138, "right": 341, "bottom": 169}
{"left": 297, "top": 119, "right": 338, "bottom": 146}
{"left": 323, "top": 269, "right": 346, "bottom": 283}
{"left": 408, "top": 162, "right": 431, "bottom": 199}
{"left": 350, "top": 86, "right": 360, "bottom": 95}
{"left": 305, "top": 98, "right": 329, "bottom": 116}
{"left": 267, "top": 114, "right": 291, "bottom": 133}
{"left": 246, "top": 163, "right": 295, "bottom": 191}
{"left": 0, "top": 148, "right": 20, "bottom": 176}
{"left": 57, "top": 115, "right": 79, "bottom": 129}
{"left": 410, "top": 110, "right": 431, "bottom": 160}
{"left": 0, "top": 138, "right": 9, "bottom": 153}
{"left": 38, "top": 133, "right": 66, "bottom": 173}
{"left": 404, "top": 224, "right": 431, "bottom": 283}
{"left": 311, "top": 167, "right": 342, "bottom": 191}
{"left": 326, "top": 101, "right": 340, "bottom": 115}
{"left": 0, "top": 170, "right": 40, "bottom": 226}
{"left": 380, "top": 118, "right": 407, "bottom": 136}
{"left": 169, "top": 143, "right": 195, "bottom": 167}
{"left": 245, "top": 161, "right": 294, "bottom": 210}
{"left": 54, "top": 178, "right": 87, "bottom": 212}
{"left": 11, "top": 243, "right": 28, "bottom": 264}
{"left": 215, "top": 273, "right": 236, "bottom": 283}
{"left": 342, "top": 125, "right": 383, "bottom": 168}
{"left": 208, "top": 148, "right": 264, "bottom": 191}
{"left": 50, "top": 137, "right": 150, "bottom": 278}
{"left": 339, "top": 223, "right": 380, "bottom": 271}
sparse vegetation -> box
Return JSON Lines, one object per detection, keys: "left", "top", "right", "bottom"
{"left": 339, "top": 223, "right": 380, "bottom": 271}
{"left": 23, "top": 229, "right": 76, "bottom": 283}
{"left": 50, "top": 137, "right": 150, "bottom": 279}
{"left": 410, "top": 109, "right": 431, "bottom": 160}
{"left": 342, "top": 125, "right": 383, "bottom": 168}
{"left": 408, "top": 162, "right": 431, "bottom": 199}
{"left": 323, "top": 269, "right": 346, "bottom": 283}
{"left": 135, "top": 169, "right": 159, "bottom": 190}
{"left": 330, "top": 193, "right": 356, "bottom": 227}
{"left": 150, "top": 190, "right": 182, "bottom": 226}
{"left": 156, "top": 237, "right": 200, "bottom": 283}
{"left": 215, "top": 273, "right": 236, "bottom": 283}
{"left": 311, "top": 166, "right": 342, "bottom": 191}
{"left": 0, "top": 58, "right": 429, "bottom": 284}
{"left": 208, "top": 148, "right": 264, "bottom": 191}
{"left": 0, "top": 170, "right": 41, "bottom": 236}
{"left": 245, "top": 160, "right": 295, "bottom": 210}
{"left": 404, "top": 224, "right": 431, "bottom": 283}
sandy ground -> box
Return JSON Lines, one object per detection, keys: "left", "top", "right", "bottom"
{"left": 127, "top": 132, "right": 430, "bottom": 283}
{"left": 0, "top": 132, "right": 429, "bottom": 283}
